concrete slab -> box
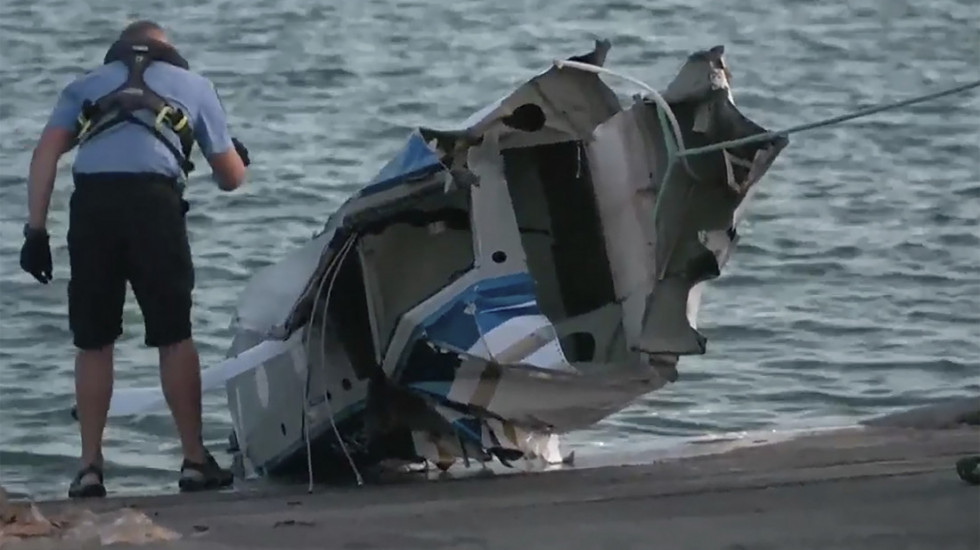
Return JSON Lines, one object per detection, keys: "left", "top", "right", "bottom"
{"left": 4, "top": 400, "right": 979, "bottom": 550}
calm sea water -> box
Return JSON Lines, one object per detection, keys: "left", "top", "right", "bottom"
{"left": 1, "top": 0, "right": 978, "bottom": 500}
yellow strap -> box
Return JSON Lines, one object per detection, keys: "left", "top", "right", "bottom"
{"left": 154, "top": 106, "right": 173, "bottom": 129}
{"left": 77, "top": 105, "right": 187, "bottom": 142}
{"left": 172, "top": 114, "right": 188, "bottom": 132}
{"left": 77, "top": 115, "right": 92, "bottom": 139}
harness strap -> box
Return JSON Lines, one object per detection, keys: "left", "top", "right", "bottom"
{"left": 75, "top": 39, "right": 196, "bottom": 176}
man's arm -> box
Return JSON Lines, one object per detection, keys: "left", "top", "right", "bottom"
{"left": 194, "top": 79, "right": 247, "bottom": 191}
{"left": 28, "top": 87, "right": 80, "bottom": 230}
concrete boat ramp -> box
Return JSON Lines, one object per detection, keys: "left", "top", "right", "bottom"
{"left": 2, "top": 399, "right": 978, "bottom": 550}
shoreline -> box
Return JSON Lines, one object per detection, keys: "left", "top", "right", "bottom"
{"left": 2, "top": 397, "right": 978, "bottom": 549}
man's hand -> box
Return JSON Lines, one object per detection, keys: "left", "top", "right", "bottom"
{"left": 20, "top": 224, "right": 53, "bottom": 284}
{"left": 232, "top": 137, "right": 250, "bottom": 167}
{"left": 21, "top": 125, "right": 73, "bottom": 284}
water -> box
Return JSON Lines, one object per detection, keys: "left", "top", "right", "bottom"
{"left": 1, "top": 0, "right": 977, "bottom": 501}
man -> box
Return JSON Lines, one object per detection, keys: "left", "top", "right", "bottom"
{"left": 19, "top": 20, "right": 250, "bottom": 498}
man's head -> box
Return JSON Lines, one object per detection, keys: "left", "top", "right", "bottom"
{"left": 118, "top": 20, "right": 168, "bottom": 44}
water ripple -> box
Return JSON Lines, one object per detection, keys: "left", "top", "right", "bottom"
{"left": 1, "top": 0, "right": 979, "bottom": 499}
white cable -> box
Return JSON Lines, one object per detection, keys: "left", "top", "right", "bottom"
{"left": 299, "top": 231, "right": 360, "bottom": 491}
{"left": 317, "top": 233, "right": 364, "bottom": 486}
{"left": 300, "top": 242, "right": 337, "bottom": 493}
{"left": 552, "top": 59, "right": 688, "bottom": 158}
{"left": 553, "top": 58, "right": 699, "bottom": 180}
{"left": 302, "top": 384, "right": 314, "bottom": 493}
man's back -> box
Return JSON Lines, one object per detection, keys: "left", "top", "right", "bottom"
{"left": 47, "top": 60, "right": 233, "bottom": 178}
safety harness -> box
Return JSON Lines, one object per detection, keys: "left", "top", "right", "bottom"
{"left": 75, "top": 39, "right": 196, "bottom": 177}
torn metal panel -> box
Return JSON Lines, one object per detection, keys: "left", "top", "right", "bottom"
{"left": 585, "top": 45, "right": 788, "bottom": 358}
{"left": 232, "top": 229, "right": 336, "bottom": 337}
{"left": 633, "top": 86, "right": 788, "bottom": 354}
{"left": 454, "top": 40, "right": 620, "bottom": 148}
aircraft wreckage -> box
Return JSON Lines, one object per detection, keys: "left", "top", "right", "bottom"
{"left": 106, "top": 40, "right": 789, "bottom": 481}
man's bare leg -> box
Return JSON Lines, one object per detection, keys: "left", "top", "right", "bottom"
{"left": 75, "top": 345, "right": 113, "bottom": 467}
{"left": 159, "top": 337, "right": 207, "bottom": 464}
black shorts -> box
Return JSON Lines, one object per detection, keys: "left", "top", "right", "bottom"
{"left": 67, "top": 172, "right": 195, "bottom": 350}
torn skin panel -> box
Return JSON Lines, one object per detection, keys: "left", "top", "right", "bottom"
{"left": 459, "top": 38, "right": 619, "bottom": 140}
{"left": 585, "top": 104, "right": 667, "bottom": 306}
{"left": 413, "top": 347, "right": 663, "bottom": 434}
{"left": 662, "top": 44, "right": 734, "bottom": 106}
{"left": 621, "top": 46, "right": 789, "bottom": 357}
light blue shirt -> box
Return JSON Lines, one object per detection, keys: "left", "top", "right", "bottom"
{"left": 46, "top": 60, "right": 233, "bottom": 178}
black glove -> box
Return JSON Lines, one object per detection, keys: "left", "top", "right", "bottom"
{"left": 232, "top": 137, "right": 251, "bottom": 167}
{"left": 20, "top": 224, "right": 52, "bottom": 284}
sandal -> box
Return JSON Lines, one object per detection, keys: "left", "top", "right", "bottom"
{"left": 178, "top": 449, "right": 234, "bottom": 492}
{"left": 68, "top": 463, "right": 106, "bottom": 498}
